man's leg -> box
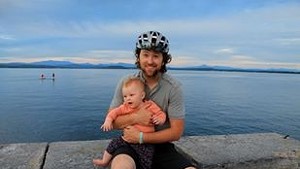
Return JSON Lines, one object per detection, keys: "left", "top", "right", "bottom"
{"left": 111, "top": 154, "right": 136, "bottom": 169}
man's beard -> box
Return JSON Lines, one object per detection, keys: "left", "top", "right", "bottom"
{"left": 141, "top": 67, "right": 160, "bottom": 78}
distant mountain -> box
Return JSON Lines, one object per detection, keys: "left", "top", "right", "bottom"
{"left": 0, "top": 60, "right": 136, "bottom": 69}
{"left": 171, "top": 65, "right": 300, "bottom": 74}
{"left": 0, "top": 60, "right": 299, "bottom": 74}
{"left": 32, "top": 60, "right": 75, "bottom": 66}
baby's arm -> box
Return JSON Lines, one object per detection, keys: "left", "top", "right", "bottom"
{"left": 101, "top": 117, "right": 113, "bottom": 131}
{"left": 101, "top": 106, "right": 124, "bottom": 131}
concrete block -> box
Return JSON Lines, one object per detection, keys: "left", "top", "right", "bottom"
{"left": 174, "top": 133, "right": 300, "bottom": 169}
{"left": 0, "top": 142, "right": 48, "bottom": 169}
{"left": 43, "top": 140, "right": 110, "bottom": 169}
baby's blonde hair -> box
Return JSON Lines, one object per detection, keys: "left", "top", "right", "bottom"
{"left": 122, "top": 76, "right": 145, "bottom": 91}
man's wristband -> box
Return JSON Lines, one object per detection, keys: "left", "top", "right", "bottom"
{"left": 139, "top": 132, "right": 144, "bottom": 144}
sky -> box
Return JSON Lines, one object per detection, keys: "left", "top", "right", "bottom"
{"left": 1, "top": 0, "right": 300, "bottom": 69}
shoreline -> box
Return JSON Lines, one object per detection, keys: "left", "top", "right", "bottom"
{"left": 1, "top": 67, "right": 300, "bottom": 75}
{"left": 1, "top": 132, "right": 299, "bottom": 169}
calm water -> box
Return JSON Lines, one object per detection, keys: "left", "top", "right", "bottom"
{"left": 0, "top": 68, "right": 299, "bottom": 144}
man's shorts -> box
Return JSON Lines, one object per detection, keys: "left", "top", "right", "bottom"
{"left": 111, "top": 144, "right": 142, "bottom": 169}
{"left": 151, "top": 142, "right": 196, "bottom": 169}
{"left": 111, "top": 142, "right": 196, "bottom": 169}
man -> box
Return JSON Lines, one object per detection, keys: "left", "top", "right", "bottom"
{"left": 108, "top": 31, "right": 197, "bottom": 169}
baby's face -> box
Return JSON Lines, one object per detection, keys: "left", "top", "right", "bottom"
{"left": 122, "top": 84, "right": 144, "bottom": 109}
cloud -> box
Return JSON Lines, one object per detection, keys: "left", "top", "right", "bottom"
{"left": 274, "top": 38, "right": 300, "bottom": 45}
{"left": 214, "top": 48, "right": 235, "bottom": 54}
{"left": 80, "top": 50, "right": 135, "bottom": 63}
{"left": 3, "top": 2, "right": 300, "bottom": 40}
{"left": 0, "top": 34, "right": 15, "bottom": 40}
{"left": 1, "top": 1, "right": 300, "bottom": 69}
{"left": 208, "top": 55, "right": 300, "bottom": 69}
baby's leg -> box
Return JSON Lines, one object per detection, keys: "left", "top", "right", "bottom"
{"left": 92, "top": 150, "right": 112, "bottom": 167}
{"left": 131, "top": 144, "right": 154, "bottom": 169}
{"left": 106, "top": 136, "right": 127, "bottom": 154}
{"left": 93, "top": 137, "right": 128, "bottom": 167}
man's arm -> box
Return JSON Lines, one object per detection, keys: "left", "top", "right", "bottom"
{"left": 122, "top": 118, "right": 184, "bottom": 143}
{"left": 112, "top": 106, "right": 152, "bottom": 129}
{"left": 112, "top": 113, "right": 136, "bottom": 129}
{"left": 144, "top": 118, "right": 184, "bottom": 143}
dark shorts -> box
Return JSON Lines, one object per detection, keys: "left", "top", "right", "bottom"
{"left": 109, "top": 137, "right": 154, "bottom": 169}
{"left": 111, "top": 142, "right": 196, "bottom": 169}
{"left": 151, "top": 142, "right": 196, "bottom": 169}
{"left": 111, "top": 145, "right": 142, "bottom": 169}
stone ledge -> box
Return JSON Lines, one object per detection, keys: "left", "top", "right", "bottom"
{"left": 44, "top": 140, "right": 110, "bottom": 169}
{"left": 174, "top": 133, "right": 300, "bottom": 169}
{"left": 0, "top": 142, "right": 48, "bottom": 169}
{"left": 1, "top": 133, "right": 299, "bottom": 169}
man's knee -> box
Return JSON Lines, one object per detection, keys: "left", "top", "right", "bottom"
{"left": 111, "top": 154, "right": 136, "bottom": 169}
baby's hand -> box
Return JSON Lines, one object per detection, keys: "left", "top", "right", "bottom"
{"left": 101, "top": 120, "right": 113, "bottom": 131}
{"left": 152, "top": 114, "right": 165, "bottom": 125}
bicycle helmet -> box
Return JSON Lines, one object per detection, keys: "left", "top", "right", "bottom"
{"left": 136, "top": 31, "right": 169, "bottom": 53}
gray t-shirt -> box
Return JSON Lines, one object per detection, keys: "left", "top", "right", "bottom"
{"left": 110, "top": 71, "right": 185, "bottom": 131}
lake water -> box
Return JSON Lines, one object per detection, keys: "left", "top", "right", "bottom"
{"left": 0, "top": 68, "right": 299, "bottom": 144}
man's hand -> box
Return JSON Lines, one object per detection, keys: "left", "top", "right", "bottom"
{"left": 134, "top": 105, "right": 152, "bottom": 125}
{"left": 122, "top": 126, "right": 139, "bottom": 144}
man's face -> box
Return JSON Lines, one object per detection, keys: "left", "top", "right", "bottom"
{"left": 139, "top": 49, "right": 163, "bottom": 78}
